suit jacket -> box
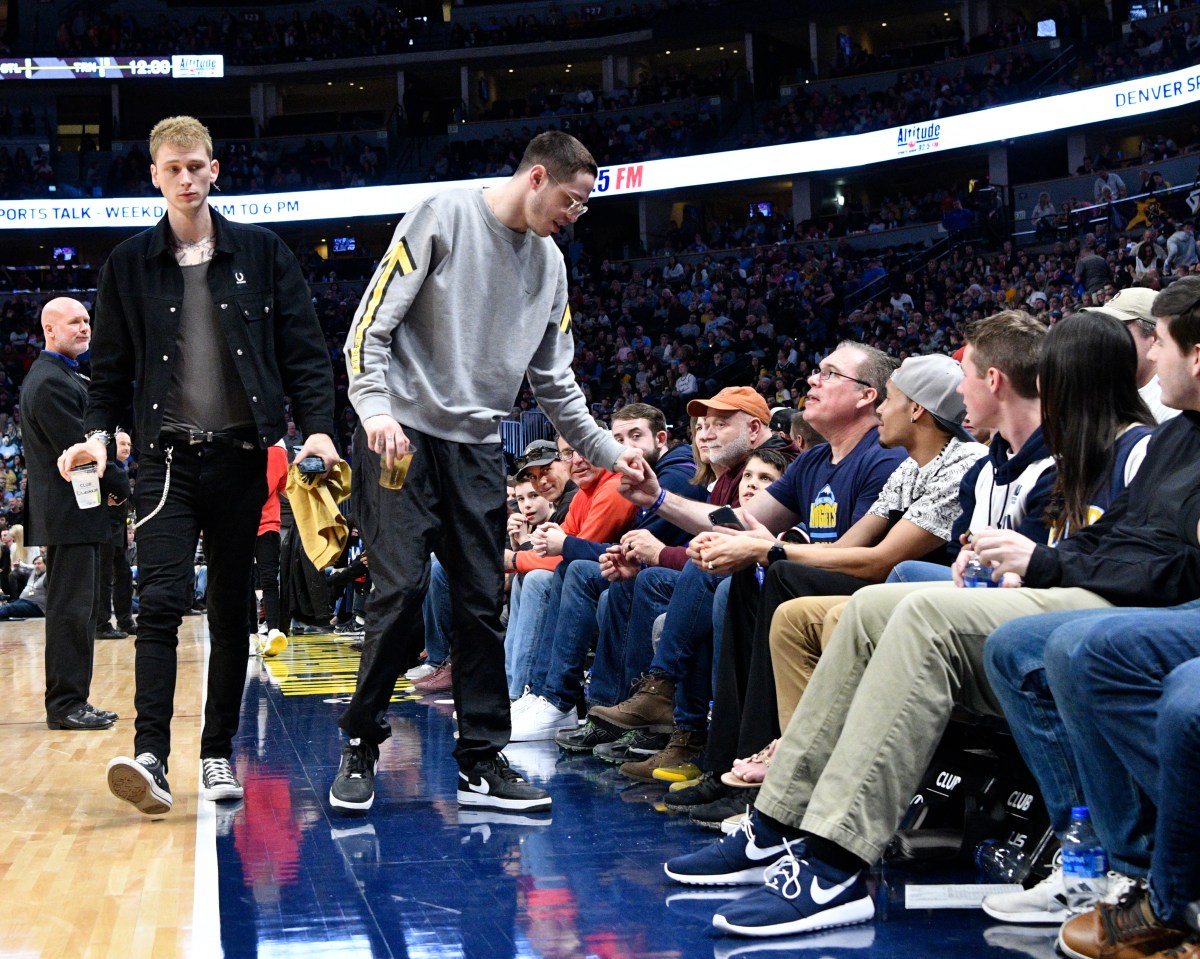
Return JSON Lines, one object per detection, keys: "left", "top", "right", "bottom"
{"left": 21, "top": 351, "right": 110, "bottom": 545}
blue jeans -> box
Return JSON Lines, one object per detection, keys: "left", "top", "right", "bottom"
{"left": 504, "top": 568, "right": 553, "bottom": 699}
{"left": 887, "top": 561, "right": 952, "bottom": 584}
{"left": 985, "top": 607, "right": 1153, "bottom": 873}
{"left": 420, "top": 555, "right": 451, "bottom": 666}
{"left": 538, "top": 561, "right": 609, "bottom": 711}
{"left": 0, "top": 597, "right": 43, "bottom": 618}
{"left": 1062, "top": 604, "right": 1200, "bottom": 922}
{"left": 1154, "top": 659, "right": 1200, "bottom": 925}
{"left": 651, "top": 562, "right": 724, "bottom": 731}
{"left": 590, "top": 570, "right": 677, "bottom": 707}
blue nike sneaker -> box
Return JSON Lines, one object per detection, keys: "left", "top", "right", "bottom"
{"left": 712, "top": 845, "right": 874, "bottom": 937}
{"left": 663, "top": 810, "right": 791, "bottom": 886}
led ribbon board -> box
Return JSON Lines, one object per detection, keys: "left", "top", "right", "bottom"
{"left": 0, "top": 55, "right": 224, "bottom": 80}
{"left": 0, "top": 61, "right": 1196, "bottom": 229}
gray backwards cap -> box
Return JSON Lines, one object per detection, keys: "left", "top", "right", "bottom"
{"left": 890, "top": 354, "right": 972, "bottom": 442}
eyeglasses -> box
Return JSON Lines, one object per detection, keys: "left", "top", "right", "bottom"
{"left": 814, "top": 366, "right": 872, "bottom": 388}
{"left": 544, "top": 168, "right": 589, "bottom": 218}
{"left": 514, "top": 449, "right": 577, "bottom": 472}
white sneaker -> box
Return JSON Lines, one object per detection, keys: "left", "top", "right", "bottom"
{"left": 509, "top": 688, "right": 538, "bottom": 719}
{"left": 510, "top": 695, "right": 574, "bottom": 742}
{"left": 982, "top": 856, "right": 1070, "bottom": 924}
{"left": 405, "top": 663, "right": 436, "bottom": 682}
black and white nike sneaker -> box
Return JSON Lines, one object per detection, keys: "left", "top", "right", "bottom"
{"left": 457, "top": 754, "right": 552, "bottom": 812}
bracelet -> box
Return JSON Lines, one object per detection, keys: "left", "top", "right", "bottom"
{"left": 645, "top": 488, "right": 667, "bottom": 516}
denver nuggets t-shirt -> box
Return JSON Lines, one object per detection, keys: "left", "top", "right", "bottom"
{"left": 765, "top": 427, "right": 907, "bottom": 543}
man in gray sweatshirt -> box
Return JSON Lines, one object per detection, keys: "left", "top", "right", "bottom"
{"left": 331, "top": 131, "right": 643, "bottom": 815}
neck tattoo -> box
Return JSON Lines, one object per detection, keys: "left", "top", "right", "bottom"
{"left": 172, "top": 232, "right": 215, "bottom": 266}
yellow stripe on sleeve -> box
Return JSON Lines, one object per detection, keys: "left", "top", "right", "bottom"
{"left": 349, "top": 237, "right": 416, "bottom": 374}
{"left": 559, "top": 304, "right": 572, "bottom": 334}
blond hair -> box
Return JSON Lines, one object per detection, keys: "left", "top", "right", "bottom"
{"left": 149, "top": 116, "right": 213, "bottom": 163}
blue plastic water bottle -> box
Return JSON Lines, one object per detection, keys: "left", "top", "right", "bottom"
{"left": 1061, "top": 806, "right": 1108, "bottom": 911}
{"left": 962, "top": 555, "right": 997, "bottom": 588}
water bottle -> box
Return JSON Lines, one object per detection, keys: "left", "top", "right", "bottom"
{"left": 1061, "top": 806, "right": 1108, "bottom": 911}
{"left": 962, "top": 555, "right": 997, "bottom": 588}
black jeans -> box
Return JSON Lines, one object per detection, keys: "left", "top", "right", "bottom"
{"left": 44, "top": 543, "right": 100, "bottom": 717}
{"left": 253, "top": 530, "right": 281, "bottom": 631}
{"left": 708, "top": 561, "right": 873, "bottom": 774}
{"left": 133, "top": 442, "right": 267, "bottom": 767}
{"left": 339, "top": 424, "right": 510, "bottom": 771}
{"left": 96, "top": 537, "right": 135, "bottom": 628}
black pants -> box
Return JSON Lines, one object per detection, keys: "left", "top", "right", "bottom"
{"left": 44, "top": 542, "right": 100, "bottom": 717}
{"left": 96, "top": 537, "right": 135, "bottom": 628}
{"left": 133, "top": 442, "right": 267, "bottom": 767}
{"left": 253, "top": 530, "right": 281, "bottom": 631}
{"left": 708, "top": 561, "right": 873, "bottom": 774}
{"left": 339, "top": 424, "right": 509, "bottom": 771}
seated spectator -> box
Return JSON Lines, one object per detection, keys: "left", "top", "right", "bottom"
{"left": 509, "top": 403, "right": 705, "bottom": 740}
{"left": 564, "top": 389, "right": 798, "bottom": 764}
{"left": 1083, "top": 286, "right": 1180, "bottom": 423}
{"left": 505, "top": 433, "right": 635, "bottom": 699}
{"left": 592, "top": 344, "right": 905, "bottom": 786}
{"left": 678, "top": 353, "right": 987, "bottom": 808}
{"left": 0, "top": 552, "right": 45, "bottom": 619}
{"left": 1051, "top": 625, "right": 1200, "bottom": 959}
{"left": 661, "top": 289, "right": 1200, "bottom": 939}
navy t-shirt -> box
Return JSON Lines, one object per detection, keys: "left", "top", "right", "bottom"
{"left": 765, "top": 427, "right": 907, "bottom": 543}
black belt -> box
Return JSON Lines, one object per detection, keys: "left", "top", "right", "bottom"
{"left": 159, "top": 430, "right": 257, "bottom": 451}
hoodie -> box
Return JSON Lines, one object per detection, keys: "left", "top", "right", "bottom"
{"left": 949, "top": 426, "right": 1056, "bottom": 556}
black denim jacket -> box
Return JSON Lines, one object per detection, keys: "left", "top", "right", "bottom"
{"left": 84, "top": 207, "right": 336, "bottom": 453}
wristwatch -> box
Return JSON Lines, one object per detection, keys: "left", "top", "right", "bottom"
{"left": 767, "top": 544, "right": 788, "bottom": 566}
{"left": 84, "top": 429, "right": 112, "bottom": 447}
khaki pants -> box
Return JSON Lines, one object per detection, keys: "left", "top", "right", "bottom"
{"left": 755, "top": 581, "right": 1111, "bottom": 863}
{"left": 768, "top": 596, "right": 851, "bottom": 731}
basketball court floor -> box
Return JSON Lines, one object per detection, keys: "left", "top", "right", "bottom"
{"left": 0, "top": 617, "right": 1059, "bottom": 958}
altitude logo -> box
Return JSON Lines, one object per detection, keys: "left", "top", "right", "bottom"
{"left": 896, "top": 122, "right": 943, "bottom": 156}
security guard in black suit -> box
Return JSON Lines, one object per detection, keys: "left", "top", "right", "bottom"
{"left": 22, "top": 297, "right": 119, "bottom": 730}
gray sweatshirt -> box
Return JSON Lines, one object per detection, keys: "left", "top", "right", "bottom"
{"left": 345, "top": 187, "right": 623, "bottom": 470}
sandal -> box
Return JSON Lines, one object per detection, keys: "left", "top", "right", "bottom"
{"left": 721, "top": 739, "right": 778, "bottom": 789}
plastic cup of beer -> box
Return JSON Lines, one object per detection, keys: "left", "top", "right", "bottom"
{"left": 379, "top": 446, "right": 415, "bottom": 490}
{"left": 70, "top": 463, "right": 102, "bottom": 509}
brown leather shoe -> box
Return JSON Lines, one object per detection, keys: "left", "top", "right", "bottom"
{"left": 1057, "top": 887, "right": 1187, "bottom": 959}
{"left": 588, "top": 674, "right": 675, "bottom": 735}
{"left": 619, "top": 728, "right": 705, "bottom": 782}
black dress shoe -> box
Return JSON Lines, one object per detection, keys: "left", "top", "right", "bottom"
{"left": 86, "top": 703, "right": 119, "bottom": 723}
{"left": 117, "top": 620, "right": 138, "bottom": 634}
{"left": 96, "top": 627, "right": 128, "bottom": 640}
{"left": 47, "top": 707, "right": 115, "bottom": 730}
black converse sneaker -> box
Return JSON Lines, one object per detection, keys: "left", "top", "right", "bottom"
{"left": 107, "top": 753, "right": 173, "bottom": 815}
{"left": 330, "top": 738, "right": 380, "bottom": 811}
{"left": 458, "top": 754, "right": 552, "bottom": 812}
{"left": 201, "top": 757, "right": 245, "bottom": 801}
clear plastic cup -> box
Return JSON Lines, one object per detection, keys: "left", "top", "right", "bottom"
{"left": 70, "top": 463, "right": 102, "bottom": 509}
{"left": 379, "top": 448, "right": 415, "bottom": 490}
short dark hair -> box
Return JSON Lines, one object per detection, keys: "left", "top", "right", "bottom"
{"left": 837, "top": 340, "right": 898, "bottom": 409}
{"left": 516, "top": 131, "right": 598, "bottom": 181}
{"left": 613, "top": 402, "right": 666, "bottom": 435}
{"left": 747, "top": 447, "right": 788, "bottom": 475}
{"left": 964, "top": 310, "right": 1046, "bottom": 400}
{"left": 1153, "top": 275, "right": 1200, "bottom": 351}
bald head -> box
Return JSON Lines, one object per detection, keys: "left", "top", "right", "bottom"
{"left": 41, "top": 297, "right": 91, "bottom": 360}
